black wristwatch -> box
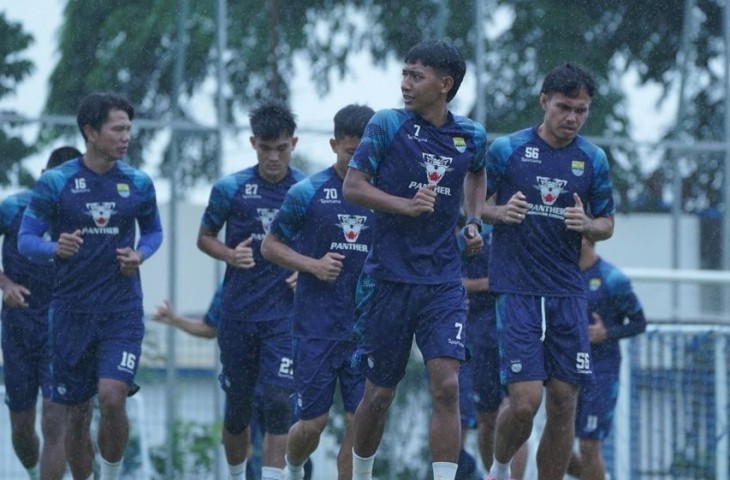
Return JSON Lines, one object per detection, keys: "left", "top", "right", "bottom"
{"left": 464, "top": 216, "right": 483, "bottom": 233}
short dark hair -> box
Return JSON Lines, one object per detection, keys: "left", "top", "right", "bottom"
{"left": 333, "top": 104, "right": 375, "bottom": 140}
{"left": 249, "top": 99, "right": 297, "bottom": 140}
{"left": 404, "top": 39, "right": 466, "bottom": 102}
{"left": 76, "top": 93, "right": 134, "bottom": 142}
{"left": 46, "top": 146, "right": 82, "bottom": 169}
{"left": 540, "top": 63, "right": 596, "bottom": 98}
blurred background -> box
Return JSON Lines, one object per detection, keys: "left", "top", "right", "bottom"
{"left": 0, "top": 1, "right": 729, "bottom": 478}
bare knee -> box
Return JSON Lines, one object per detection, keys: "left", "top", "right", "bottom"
{"left": 363, "top": 385, "right": 396, "bottom": 413}
{"left": 98, "top": 381, "right": 128, "bottom": 418}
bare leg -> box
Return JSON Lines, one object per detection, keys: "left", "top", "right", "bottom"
{"left": 510, "top": 441, "right": 529, "bottom": 480}
{"left": 223, "top": 427, "right": 250, "bottom": 466}
{"left": 97, "top": 379, "right": 130, "bottom": 463}
{"left": 426, "top": 357, "right": 461, "bottom": 463}
{"left": 64, "top": 401, "right": 94, "bottom": 479}
{"left": 577, "top": 438, "right": 605, "bottom": 480}
{"left": 476, "top": 410, "right": 498, "bottom": 470}
{"left": 535, "top": 378, "right": 578, "bottom": 480}
{"left": 336, "top": 413, "right": 356, "bottom": 480}
{"left": 352, "top": 380, "right": 396, "bottom": 457}
{"left": 493, "top": 381, "right": 543, "bottom": 464}
{"left": 9, "top": 407, "right": 39, "bottom": 469}
{"left": 262, "top": 432, "right": 287, "bottom": 468}
{"left": 40, "top": 399, "right": 67, "bottom": 480}
{"left": 286, "top": 414, "right": 328, "bottom": 466}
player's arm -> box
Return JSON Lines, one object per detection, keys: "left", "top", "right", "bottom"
{"left": 152, "top": 300, "right": 217, "bottom": 339}
{"left": 607, "top": 309, "right": 647, "bottom": 340}
{"left": 482, "top": 193, "right": 529, "bottom": 225}
{"left": 0, "top": 272, "right": 30, "bottom": 308}
{"left": 462, "top": 276, "right": 489, "bottom": 293}
{"left": 261, "top": 232, "right": 344, "bottom": 283}
{"left": 343, "top": 168, "right": 436, "bottom": 217}
{"left": 197, "top": 226, "right": 254, "bottom": 269}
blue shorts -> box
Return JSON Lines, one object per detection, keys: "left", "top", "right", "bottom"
{"left": 575, "top": 370, "right": 619, "bottom": 440}
{"left": 292, "top": 337, "right": 364, "bottom": 420}
{"left": 353, "top": 274, "right": 467, "bottom": 388}
{"left": 49, "top": 308, "right": 144, "bottom": 404}
{"left": 217, "top": 316, "right": 294, "bottom": 398}
{"left": 495, "top": 294, "right": 592, "bottom": 385}
{"left": 2, "top": 307, "right": 52, "bottom": 411}
{"left": 466, "top": 312, "right": 504, "bottom": 413}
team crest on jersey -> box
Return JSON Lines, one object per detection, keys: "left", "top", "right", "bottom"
{"left": 589, "top": 277, "right": 601, "bottom": 291}
{"left": 453, "top": 136, "right": 467, "bottom": 153}
{"left": 337, "top": 214, "right": 368, "bottom": 243}
{"left": 117, "top": 183, "right": 130, "bottom": 198}
{"left": 571, "top": 160, "right": 585, "bottom": 177}
{"left": 420, "top": 153, "right": 453, "bottom": 184}
{"left": 535, "top": 176, "right": 567, "bottom": 205}
{"left": 86, "top": 202, "right": 116, "bottom": 227}
{"left": 257, "top": 208, "right": 278, "bottom": 233}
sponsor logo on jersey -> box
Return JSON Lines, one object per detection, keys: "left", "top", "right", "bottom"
{"left": 83, "top": 202, "right": 120, "bottom": 234}
{"left": 589, "top": 277, "right": 601, "bottom": 291}
{"left": 117, "top": 183, "right": 130, "bottom": 198}
{"left": 453, "top": 136, "right": 467, "bottom": 153}
{"left": 571, "top": 160, "right": 585, "bottom": 177}
{"left": 535, "top": 176, "right": 567, "bottom": 206}
{"left": 257, "top": 208, "right": 278, "bottom": 233}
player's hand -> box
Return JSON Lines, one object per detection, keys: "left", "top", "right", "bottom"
{"left": 404, "top": 183, "right": 437, "bottom": 217}
{"left": 230, "top": 237, "right": 255, "bottom": 269}
{"left": 116, "top": 247, "right": 143, "bottom": 276}
{"left": 588, "top": 311, "right": 608, "bottom": 343}
{"left": 313, "top": 252, "right": 345, "bottom": 282}
{"left": 285, "top": 271, "right": 298, "bottom": 291}
{"left": 152, "top": 300, "right": 175, "bottom": 324}
{"left": 55, "top": 230, "right": 83, "bottom": 258}
{"left": 564, "top": 193, "right": 590, "bottom": 233}
{"left": 500, "top": 191, "right": 529, "bottom": 224}
{"left": 2, "top": 282, "right": 30, "bottom": 308}
{"left": 462, "top": 228, "right": 483, "bottom": 257}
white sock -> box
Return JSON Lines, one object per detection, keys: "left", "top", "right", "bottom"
{"left": 229, "top": 460, "right": 246, "bottom": 480}
{"left": 99, "top": 456, "right": 123, "bottom": 480}
{"left": 261, "top": 466, "right": 284, "bottom": 480}
{"left": 433, "top": 461, "right": 458, "bottom": 480}
{"left": 26, "top": 464, "right": 39, "bottom": 480}
{"left": 284, "top": 455, "right": 305, "bottom": 480}
{"left": 353, "top": 449, "right": 376, "bottom": 480}
{"left": 490, "top": 458, "right": 511, "bottom": 480}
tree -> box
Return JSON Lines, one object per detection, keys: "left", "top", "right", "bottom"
{"left": 0, "top": 12, "right": 36, "bottom": 187}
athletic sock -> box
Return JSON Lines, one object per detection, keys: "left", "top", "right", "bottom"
{"left": 433, "top": 461, "right": 458, "bottom": 480}
{"left": 261, "top": 466, "right": 284, "bottom": 480}
{"left": 229, "top": 460, "right": 246, "bottom": 480}
{"left": 284, "top": 455, "right": 305, "bottom": 480}
{"left": 25, "top": 464, "right": 39, "bottom": 480}
{"left": 352, "top": 449, "right": 376, "bottom": 480}
{"left": 489, "top": 458, "right": 511, "bottom": 480}
{"left": 99, "top": 456, "right": 123, "bottom": 480}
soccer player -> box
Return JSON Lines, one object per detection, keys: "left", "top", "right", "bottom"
{"left": 197, "top": 99, "right": 305, "bottom": 480}
{"left": 261, "top": 103, "right": 375, "bottom": 480}
{"left": 0, "top": 146, "right": 81, "bottom": 480}
{"left": 17, "top": 92, "right": 163, "bottom": 480}
{"left": 483, "top": 63, "right": 615, "bottom": 480}
{"left": 342, "top": 39, "right": 487, "bottom": 480}
{"left": 566, "top": 236, "right": 646, "bottom": 480}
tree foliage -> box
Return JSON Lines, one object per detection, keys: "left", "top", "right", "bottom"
{"left": 0, "top": 12, "right": 35, "bottom": 187}
{"left": 38, "top": 0, "right": 728, "bottom": 208}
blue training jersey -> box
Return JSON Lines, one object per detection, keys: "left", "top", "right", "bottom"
{"left": 0, "top": 190, "right": 53, "bottom": 314}
{"left": 487, "top": 127, "right": 615, "bottom": 296}
{"left": 348, "top": 108, "right": 487, "bottom": 284}
{"left": 203, "top": 283, "right": 222, "bottom": 329}
{"left": 201, "top": 165, "right": 306, "bottom": 322}
{"left": 269, "top": 166, "right": 372, "bottom": 340}
{"left": 584, "top": 257, "right": 646, "bottom": 374}
{"left": 461, "top": 229, "right": 498, "bottom": 342}
{"left": 18, "top": 158, "right": 162, "bottom": 312}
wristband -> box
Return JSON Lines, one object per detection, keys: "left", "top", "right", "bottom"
{"left": 465, "top": 216, "right": 483, "bottom": 233}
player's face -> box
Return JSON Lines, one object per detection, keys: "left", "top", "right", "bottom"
{"left": 250, "top": 134, "right": 298, "bottom": 183}
{"left": 539, "top": 89, "right": 591, "bottom": 148}
{"left": 87, "top": 109, "right": 132, "bottom": 161}
{"left": 401, "top": 61, "right": 450, "bottom": 115}
{"left": 329, "top": 135, "right": 361, "bottom": 173}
